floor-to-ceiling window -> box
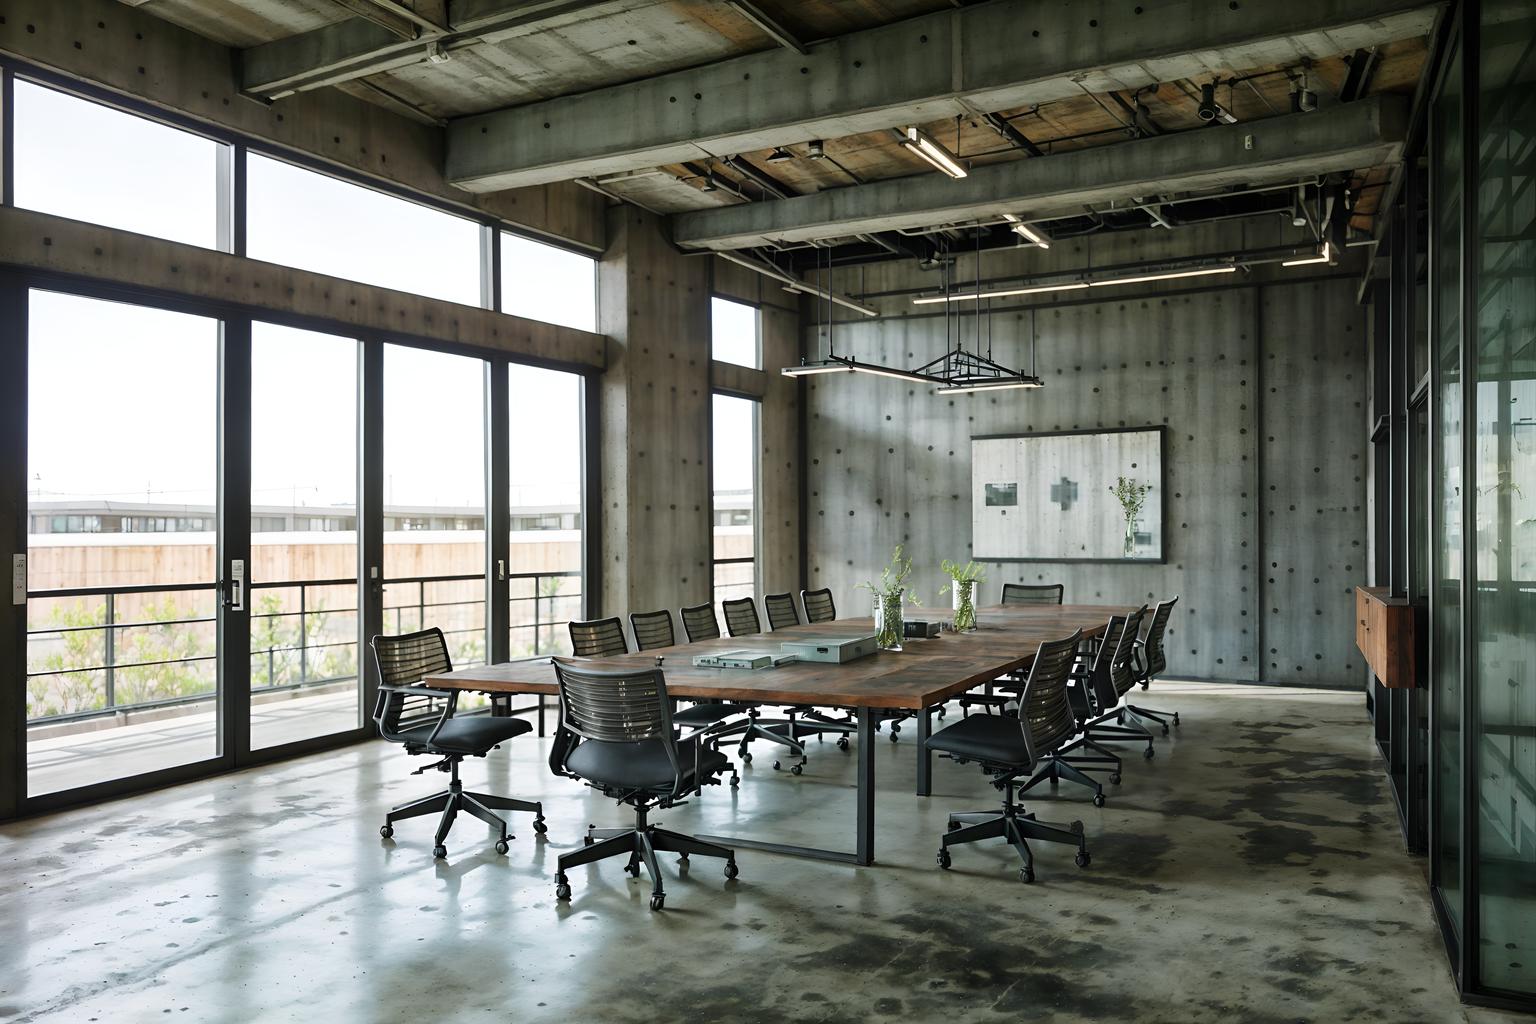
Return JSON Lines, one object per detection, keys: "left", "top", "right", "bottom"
{"left": 24, "top": 291, "right": 221, "bottom": 796}
{"left": 507, "top": 364, "right": 585, "bottom": 658}
{"left": 248, "top": 323, "right": 361, "bottom": 750}
{"left": 1472, "top": 0, "right": 1535, "bottom": 996}
{"left": 382, "top": 344, "right": 488, "bottom": 669}
{"left": 711, "top": 393, "right": 759, "bottom": 611}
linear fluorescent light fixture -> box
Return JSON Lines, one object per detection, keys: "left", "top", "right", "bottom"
{"left": 1003, "top": 214, "right": 1051, "bottom": 249}
{"left": 781, "top": 356, "right": 943, "bottom": 383}
{"left": 902, "top": 127, "right": 967, "bottom": 179}
{"left": 912, "top": 281, "right": 1089, "bottom": 305}
{"left": 1281, "top": 242, "right": 1332, "bottom": 267}
{"left": 1085, "top": 266, "right": 1237, "bottom": 287}
{"left": 936, "top": 376, "right": 1045, "bottom": 394}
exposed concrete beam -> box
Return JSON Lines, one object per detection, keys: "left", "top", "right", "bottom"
{"left": 445, "top": 0, "right": 1439, "bottom": 192}
{"left": 0, "top": 207, "right": 607, "bottom": 370}
{"left": 242, "top": 0, "right": 641, "bottom": 99}
{"left": 673, "top": 97, "right": 1407, "bottom": 251}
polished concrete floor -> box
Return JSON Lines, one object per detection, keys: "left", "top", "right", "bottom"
{"left": 0, "top": 682, "right": 1521, "bottom": 1023}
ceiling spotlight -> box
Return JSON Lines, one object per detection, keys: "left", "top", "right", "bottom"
{"left": 1198, "top": 82, "right": 1219, "bottom": 122}
{"left": 1292, "top": 70, "right": 1318, "bottom": 112}
{"left": 806, "top": 139, "right": 826, "bottom": 160}
{"left": 766, "top": 147, "right": 794, "bottom": 163}
{"left": 901, "top": 127, "right": 968, "bottom": 179}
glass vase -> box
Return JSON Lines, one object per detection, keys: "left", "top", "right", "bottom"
{"left": 951, "top": 580, "right": 978, "bottom": 632}
{"left": 873, "top": 590, "right": 904, "bottom": 651}
{"left": 1123, "top": 518, "right": 1138, "bottom": 558}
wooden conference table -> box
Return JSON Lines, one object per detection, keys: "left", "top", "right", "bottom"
{"left": 427, "top": 603, "right": 1136, "bottom": 867}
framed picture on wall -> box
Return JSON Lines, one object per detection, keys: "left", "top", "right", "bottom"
{"left": 971, "top": 426, "right": 1167, "bottom": 563}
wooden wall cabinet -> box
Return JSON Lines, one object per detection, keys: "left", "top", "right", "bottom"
{"left": 1355, "top": 586, "right": 1417, "bottom": 689}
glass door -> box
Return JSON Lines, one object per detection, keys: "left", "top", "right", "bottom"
{"left": 25, "top": 290, "right": 222, "bottom": 797}
{"left": 248, "top": 323, "right": 362, "bottom": 749}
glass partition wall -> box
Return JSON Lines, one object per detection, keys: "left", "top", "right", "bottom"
{"left": 1421, "top": 2, "right": 1535, "bottom": 1008}
{"left": 0, "top": 67, "right": 597, "bottom": 817}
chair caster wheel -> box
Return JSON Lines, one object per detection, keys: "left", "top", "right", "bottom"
{"left": 741, "top": 751, "right": 752, "bottom": 764}
{"left": 583, "top": 835, "right": 594, "bottom": 846}
{"left": 937, "top": 848, "right": 951, "bottom": 869}
{"left": 379, "top": 824, "right": 394, "bottom": 839}
{"left": 889, "top": 731, "right": 899, "bottom": 743}
{"left": 937, "top": 707, "right": 946, "bottom": 720}
{"left": 678, "top": 854, "right": 689, "bottom": 868}
{"left": 773, "top": 760, "right": 782, "bottom": 771}
{"left": 555, "top": 875, "right": 571, "bottom": 901}
{"left": 1093, "top": 792, "right": 1106, "bottom": 808}
{"left": 533, "top": 817, "right": 548, "bottom": 835}
{"left": 724, "top": 860, "right": 739, "bottom": 880}
{"left": 1019, "top": 867, "right": 1035, "bottom": 884}
{"left": 650, "top": 894, "right": 665, "bottom": 911}
{"left": 1173, "top": 713, "right": 1181, "bottom": 726}
{"left": 624, "top": 861, "right": 640, "bottom": 877}
{"left": 1109, "top": 772, "right": 1122, "bottom": 785}
{"left": 730, "top": 773, "right": 740, "bottom": 788}
{"left": 837, "top": 737, "right": 850, "bottom": 751}
{"left": 495, "top": 839, "right": 510, "bottom": 855}
{"left": 1075, "top": 851, "right": 1091, "bottom": 868}
{"left": 790, "top": 763, "right": 803, "bottom": 776}
{"left": 947, "top": 820, "right": 961, "bottom": 832}
{"left": 1069, "top": 820, "right": 1085, "bottom": 836}
{"left": 433, "top": 845, "right": 447, "bottom": 860}
{"left": 1144, "top": 746, "right": 1155, "bottom": 760}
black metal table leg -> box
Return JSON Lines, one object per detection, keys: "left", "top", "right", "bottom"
{"left": 856, "top": 707, "right": 875, "bottom": 865}
{"left": 698, "top": 705, "right": 878, "bottom": 866}
{"left": 915, "top": 706, "right": 932, "bottom": 797}
{"left": 537, "top": 695, "right": 546, "bottom": 737}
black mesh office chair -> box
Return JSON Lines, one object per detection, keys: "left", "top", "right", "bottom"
{"left": 1128, "top": 596, "right": 1181, "bottom": 733}
{"left": 569, "top": 616, "right": 628, "bottom": 657}
{"left": 372, "top": 628, "right": 545, "bottom": 859}
{"left": 1002, "top": 583, "right": 1064, "bottom": 605}
{"left": 801, "top": 588, "right": 837, "bottom": 623}
{"left": 629, "top": 609, "right": 676, "bottom": 652}
{"left": 549, "top": 660, "right": 738, "bottom": 910}
{"left": 926, "top": 631, "right": 1092, "bottom": 882}
{"left": 721, "top": 597, "right": 762, "bottom": 637}
{"left": 763, "top": 592, "right": 800, "bottom": 630}
{"left": 680, "top": 602, "right": 722, "bottom": 643}
{"left": 1080, "top": 606, "right": 1157, "bottom": 758}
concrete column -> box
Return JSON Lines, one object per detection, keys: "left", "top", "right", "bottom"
{"left": 596, "top": 209, "right": 712, "bottom": 617}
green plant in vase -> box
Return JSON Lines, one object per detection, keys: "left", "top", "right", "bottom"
{"left": 1112, "top": 476, "right": 1151, "bottom": 558}
{"left": 940, "top": 559, "right": 987, "bottom": 632}
{"left": 857, "top": 545, "right": 919, "bottom": 651}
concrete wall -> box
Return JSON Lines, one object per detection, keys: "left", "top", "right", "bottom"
{"left": 802, "top": 220, "right": 1369, "bottom": 688}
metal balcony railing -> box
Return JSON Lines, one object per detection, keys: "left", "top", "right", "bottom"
{"left": 25, "top": 569, "right": 582, "bottom": 725}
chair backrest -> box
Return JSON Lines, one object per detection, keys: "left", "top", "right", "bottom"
{"left": 550, "top": 659, "right": 684, "bottom": 795}
{"left": 1002, "top": 583, "right": 1064, "bottom": 606}
{"left": 801, "top": 588, "right": 837, "bottom": 623}
{"left": 1109, "top": 605, "right": 1148, "bottom": 700}
{"left": 680, "top": 602, "right": 721, "bottom": 643}
{"left": 763, "top": 592, "right": 800, "bottom": 630}
{"left": 721, "top": 597, "right": 761, "bottom": 637}
{"left": 629, "top": 609, "right": 676, "bottom": 651}
{"left": 1018, "top": 630, "right": 1084, "bottom": 765}
{"left": 1143, "top": 596, "right": 1178, "bottom": 677}
{"left": 369, "top": 628, "right": 454, "bottom": 741}
{"left": 568, "top": 616, "right": 629, "bottom": 658}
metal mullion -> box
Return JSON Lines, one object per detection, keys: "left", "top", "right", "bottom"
{"left": 2, "top": 68, "right": 15, "bottom": 208}
{"left": 0, "top": 273, "right": 27, "bottom": 818}
{"left": 219, "top": 316, "right": 252, "bottom": 764}
{"left": 581, "top": 372, "right": 601, "bottom": 619}
{"left": 1456, "top": 0, "right": 1480, "bottom": 994}
{"left": 487, "top": 358, "right": 510, "bottom": 665}
{"left": 359, "top": 339, "right": 385, "bottom": 731}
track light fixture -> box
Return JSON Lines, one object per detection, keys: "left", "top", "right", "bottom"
{"left": 1003, "top": 215, "right": 1051, "bottom": 248}
{"left": 766, "top": 147, "right": 794, "bottom": 163}
{"left": 1281, "top": 242, "right": 1332, "bottom": 267}
{"left": 901, "top": 127, "right": 968, "bottom": 179}
{"left": 1198, "top": 82, "right": 1219, "bottom": 122}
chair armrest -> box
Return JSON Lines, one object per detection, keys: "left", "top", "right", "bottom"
{"left": 377, "top": 682, "right": 458, "bottom": 700}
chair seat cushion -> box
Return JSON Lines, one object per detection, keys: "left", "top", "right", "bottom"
{"left": 925, "top": 713, "right": 1030, "bottom": 765}
{"left": 401, "top": 714, "right": 532, "bottom": 755}
{"left": 674, "top": 703, "right": 742, "bottom": 727}
{"left": 567, "top": 738, "right": 728, "bottom": 791}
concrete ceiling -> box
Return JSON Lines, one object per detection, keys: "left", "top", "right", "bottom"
{"left": 122, "top": 0, "right": 1440, "bottom": 255}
